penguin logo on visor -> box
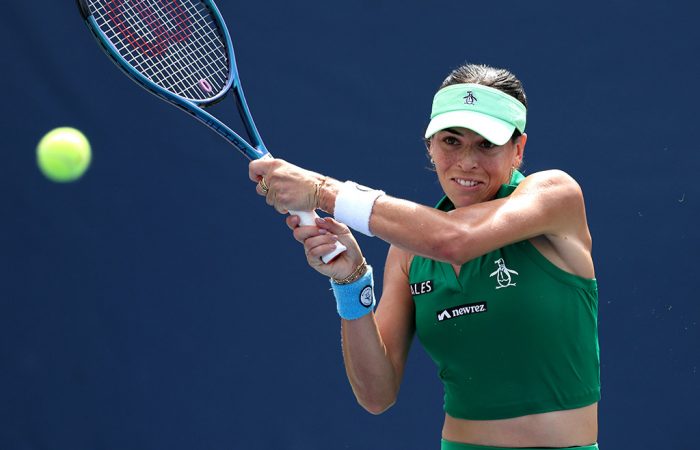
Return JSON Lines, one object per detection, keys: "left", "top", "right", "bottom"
{"left": 463, "top": 91, "right": 477, "bottom": 105}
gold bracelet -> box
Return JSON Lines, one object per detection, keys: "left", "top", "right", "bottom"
{"left": 314, "top": 176, "right": 328, "bottom": 211}
{"left": 332, "top": 258, "right": 367, "bottom": 285}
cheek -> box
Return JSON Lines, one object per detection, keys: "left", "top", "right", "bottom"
{"left": 488, "top": 148, "right": 517, "bottom": 168}
{"left": 431, "top": 148, "right": 460, "bottom": 167}
{"left": 431, "top": 152, "right": 445, "bottom": 166}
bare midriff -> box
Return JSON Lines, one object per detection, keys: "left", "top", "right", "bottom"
{"left": 442, "top": 403, "right": 598, "bottom": 448}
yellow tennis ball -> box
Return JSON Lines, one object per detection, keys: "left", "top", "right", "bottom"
{"left": 36, "top": 127, "right": 92, "bottom": 182}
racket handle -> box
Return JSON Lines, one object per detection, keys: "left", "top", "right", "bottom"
{"left": 290, "top": 210, "right": 347, "bottom": 263}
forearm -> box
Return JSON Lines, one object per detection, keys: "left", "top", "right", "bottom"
{"left": 249, "top": 160, "right": 468, "bottom": 262}
{"left": 341, "top": 314, "right": 400, "bottom": 414}
{"left": 369, "top": 195, "right": 462, "bottom": 262}
{"left": 319, "top": 178, "right": 467, "bottom": 264}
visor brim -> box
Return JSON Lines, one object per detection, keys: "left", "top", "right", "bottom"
{"left": 424, "top": 111, "right": 516, "bottom": 146}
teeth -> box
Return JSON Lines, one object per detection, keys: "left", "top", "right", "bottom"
{"left": 455, "top": 179, "right": 479, "bottom": 187}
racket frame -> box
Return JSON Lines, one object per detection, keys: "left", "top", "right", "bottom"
{"left": 77, "top": 0, "right": 347, "bottom": 262}
{"left": 76, "top": 0, "right": 267, "bottom": 161}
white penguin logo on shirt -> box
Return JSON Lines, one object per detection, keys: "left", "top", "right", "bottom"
{"left": 490, "top": 258, "right": 519, "bottom": 289}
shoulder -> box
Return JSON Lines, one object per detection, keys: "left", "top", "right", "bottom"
{"left": 515, "top": 170, "right": 586, "bottom": 211}
{"left": 520, "top": 171, "right": 595, "bottom": 273}
{"left": 519, "top": 169, "right": 583, "bottom": 194}
{"left": 503, "top": 169, "right": 591, "bottom": 249}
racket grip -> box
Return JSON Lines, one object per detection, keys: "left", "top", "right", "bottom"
{"left": 290, "top": 210, "right": 347, "bottom": 263}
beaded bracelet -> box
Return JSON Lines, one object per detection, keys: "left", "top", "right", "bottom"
{"left": 331, "top": 259, "right": 367, "bottom": 285}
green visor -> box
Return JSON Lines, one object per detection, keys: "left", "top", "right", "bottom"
{"left": 425, "top": 83, "right": 526, "bottom": 146}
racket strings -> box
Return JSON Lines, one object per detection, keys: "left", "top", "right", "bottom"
{"left": 110, "top": 0, "right": 227, "bottom": 98}
{"left": 117, "top": 0, "right": 228, "bottom": 98}
{"left": 123, "top": 2, "right": 226, "bottom": 93}
{"left": 89, "top": 0, "right": 230, "bottom": 101}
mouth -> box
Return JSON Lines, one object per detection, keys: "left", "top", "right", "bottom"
{"left": 452, "top": 178, "right": 483, "bottom": 188}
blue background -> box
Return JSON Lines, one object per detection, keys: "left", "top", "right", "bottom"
{"left": 1, "top": 1, "right": 698, "bottom": 449}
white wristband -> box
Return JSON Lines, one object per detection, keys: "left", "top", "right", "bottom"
{"left": 334, "top": 181, "right": 385, "bottom": 237}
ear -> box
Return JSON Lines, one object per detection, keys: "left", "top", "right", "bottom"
{"left": 424, "top": 137, "right": 434, "bottom": 158}
{"left": 513, "top": 133, "right": 527, "bottom": 169}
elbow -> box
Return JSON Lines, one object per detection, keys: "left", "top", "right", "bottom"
{"left": 352, "top": 384, "right": 399, "bottom": 415}
{"left": 430, "top": 229, "right": 473, "bottom": 266}
{"left": 357, "top": 395, "right": 397, "bottom": 415}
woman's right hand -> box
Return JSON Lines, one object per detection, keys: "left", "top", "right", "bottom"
{"left": 286, "top": 215, "right": 364, "bottom": 280}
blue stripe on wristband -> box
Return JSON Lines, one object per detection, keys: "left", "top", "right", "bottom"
{"left": 330, "top": 265, "right": 376, "bottom": 320}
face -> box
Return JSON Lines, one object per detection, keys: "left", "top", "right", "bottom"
{"left": 428, "top": 127, "right": 526, "bottom": 207}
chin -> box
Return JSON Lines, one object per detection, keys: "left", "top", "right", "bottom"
{"left": 449, "top": 195, "right": 480, "bottom": 208}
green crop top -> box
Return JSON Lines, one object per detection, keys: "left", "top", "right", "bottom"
{"left": 409, "top": 172, "right": 600, "bottom": 420}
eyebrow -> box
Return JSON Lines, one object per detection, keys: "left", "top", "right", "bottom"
{"left": 443, "top": 128, "right": 496, "bottom": 146}
{"left": 443, "top": 127, "right": 464, "bottom": 136}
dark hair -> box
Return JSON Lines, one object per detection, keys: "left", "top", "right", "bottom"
{"left": 440, "top": 63, "right": 527, "bottom": 109}
{"left": 432, "top": 63, "right": 527, "bottom": 143}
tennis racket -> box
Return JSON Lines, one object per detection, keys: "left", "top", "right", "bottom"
{"left": 76, "top": 0, "right": 345, "bottom": 263}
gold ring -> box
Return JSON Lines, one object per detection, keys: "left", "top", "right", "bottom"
{"left": 259, "top": 177, "right": 269, "bottom": 194}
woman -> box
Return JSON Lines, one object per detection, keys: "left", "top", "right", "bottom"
{"left": 249, "top": 63, "right": 600, "bottom": 450}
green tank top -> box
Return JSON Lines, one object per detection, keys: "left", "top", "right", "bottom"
{"left": 409, "top": 172, "right": 600, "bottom": 420}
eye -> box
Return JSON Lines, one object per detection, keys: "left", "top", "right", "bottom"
{"left": 442, "top": 135, "right": 461, "bottom": 146}
{"left": 479, "top": 139, "right": 497, "bottom": 149}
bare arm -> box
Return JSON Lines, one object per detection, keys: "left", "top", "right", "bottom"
{"left": 250, "top": 160, "right": 590, "bottom": 268}
{"left": 319, "top": 169, "right": 591, "bottom": 267}
{"left": 341, "top": 244, "right": 415, "bottom": 414}
{"left": 290, "top": 216, "right": 415, "bottom": 414}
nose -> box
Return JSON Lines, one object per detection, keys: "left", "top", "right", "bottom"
{"left": 455, "top": 146, "right": 479, "bottom": 170}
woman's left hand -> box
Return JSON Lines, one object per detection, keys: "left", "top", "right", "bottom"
{"left": 249, "top": 158, "right": 324, "bottom": 213}
{"left": 286, "top": 215, "right": 364, "bottom": 280}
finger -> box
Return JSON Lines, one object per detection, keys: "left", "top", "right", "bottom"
{"left": 293, "top": 225, "right": 327, "bottom": 243}
{"left": 265, "top": 189, "right": 281, "bottom": 209}
{"left": 287, "top": 214, "right": 327, "bottom": 232}
{"left": 248, "top": 159, "right": 271, "bottom": 182}
{"left": 304, "top": 234, "right": 338, "bottom": 253}
{"left": 315, "top": 216, "right": 351, "bottom": 235}
{"left": 285, "top": 215, "right": 300, "bottom": 230}
{"left": 305, "top": 235, "right": 340, "bottom": 258}
{"left": 307, "top": 242, "right": 342, "bottom": 261}
{"left": 313, "top": 216, "right": 362, "bottom": 260}
{"left": 274, "top": 204, "right": 289, "bottom": 215}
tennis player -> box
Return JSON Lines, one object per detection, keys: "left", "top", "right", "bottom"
{"left": 250, "top": 63, "right": 600, "bottom": 450}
